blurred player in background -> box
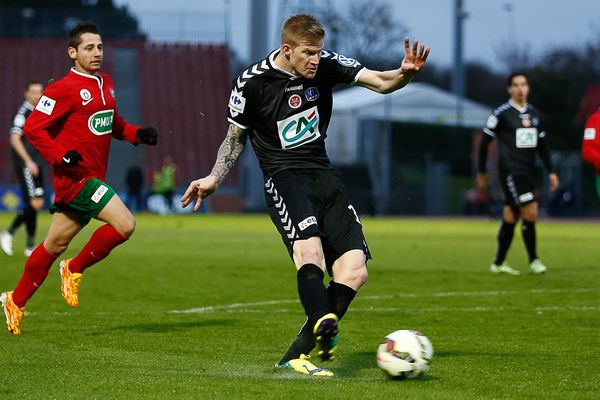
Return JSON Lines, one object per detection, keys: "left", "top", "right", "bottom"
{"left": 182, "top": 14, "right": 429, "bottom": 376}
{"left": 1, "top": 81, "right": 45, "bottom": 258}
{"left": 477, "top": 72, "right": 559, "bottom": 275}
{"left": 0, "top": 21, "right": 158, "bottom": 335}
{"left": 582, "top": 108, "right": 600, "bottom": 200}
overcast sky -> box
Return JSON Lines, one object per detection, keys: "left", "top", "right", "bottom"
{"left": 113, "top": 0, "right": 600, "bottom": 70}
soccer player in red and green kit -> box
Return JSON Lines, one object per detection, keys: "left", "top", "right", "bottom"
{"left": 0, "top": 21, "right": 159, "bottom": 335}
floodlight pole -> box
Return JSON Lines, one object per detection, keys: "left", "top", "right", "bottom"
{"left": 452, "top": 0, "right": 468, "bottom": 127}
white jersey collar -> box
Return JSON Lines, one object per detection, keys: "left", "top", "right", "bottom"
{"left": 269, "top": 50, "right": 302, "bottom": 80}
{"left": 509, "top": 99, "right": 528, "bottom": 113}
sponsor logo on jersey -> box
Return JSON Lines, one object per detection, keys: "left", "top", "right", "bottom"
{"left": 277, "top": 106, "right": 321, "bottom": 149}
{"left": 228, "top": 89, "right": 246, "bottom": 115}
{"left": 486, "top": 114, "right": 498, "bottom": 129}
{"left": 88, "top": 109, "right": 114, "bottom": 135}
{"left": 584, "top": 127, "right": 596, "bottom": 140}
{"left": 298, "top": 216, "right": 317, "bottom": 231}
{"left": 35, "top": 96, "right": 56, "bottom": 115}
{"left": 285, "top": 84, "right": 304, "bottom": 92}
{"left": 519, "top": 192, "right": 534, "bottom": 203}
{"left": 336, "top": 54, "right": 358, "bottom": 67}
{"left": 13, "top": 114, "right": 26, "bottom": 128}
{"left": 304, "top": 87, "right": 319, "bottom": 101}
{"left": 91, "top": 185, "right": 109, "bottom": 203}
{"left": 515, "top": 127, "right": 538, "bottom": 148}
{"left": 288, "top": 94, "right": 302, "bottom": 109}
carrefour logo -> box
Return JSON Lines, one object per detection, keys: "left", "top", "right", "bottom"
{"left": 276, "top": 106, "right": 321, "bottom": 149}
{"left": 88, "top": 109, "right": 114, "bottom": 135}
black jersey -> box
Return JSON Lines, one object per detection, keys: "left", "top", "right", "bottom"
{"left": 227, "top": 49, "right": 364, "bottom": 178}
{"left": 483, "top": 100, "right": 551, "bottom": 175}
{"left": 9, "top": 101, "right": 43, "bottom": 165}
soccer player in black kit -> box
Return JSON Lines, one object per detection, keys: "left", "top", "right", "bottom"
{"left": 477, "top": 72, "right": 559, "bottom": 275}
{"left": 181, "top": 14, "right": 429, "bottom": 376}
{"left": 1, "top": 81, "right": 45, "bottom": 258}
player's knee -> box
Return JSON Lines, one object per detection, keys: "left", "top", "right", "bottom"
{"left": 354, "top": 266, "right": 368, "bottom": 289}
{"left": 30, "top": 198, "right": 44, "bottom": 211}
{"left": 44, "top": 240, "right": 68, "bottom": 256}
{"left": 119, "top": 216, "right": 136, "bottom": 238}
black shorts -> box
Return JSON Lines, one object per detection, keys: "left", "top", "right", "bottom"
{"left": 264, "top": 169, "right": 371, "bottom": 272}
{"left": 499, "top": 172, "right": 536, "bottom": 207}
{"left": 14, "top": 161, "right": 45, "bottom": 204}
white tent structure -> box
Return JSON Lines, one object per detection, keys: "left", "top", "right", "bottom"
{"left": 327, "top": 82, "right": 491, "bottom": 164}
{"left": 326, "top": 82, "right": 492, "bottom": 214}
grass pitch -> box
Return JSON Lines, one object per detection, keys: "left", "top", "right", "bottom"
{"left": 0, "top": 213, "right": 598, "bottom": 399}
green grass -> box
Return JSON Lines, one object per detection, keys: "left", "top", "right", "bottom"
{"left": 0, "top": 213, "right": 598, "bottom": 399}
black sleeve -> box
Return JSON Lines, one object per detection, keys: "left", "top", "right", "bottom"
{"left": 537, "top": 136, "right": 554, "bottom": 173}
{"left": 478, "top": 132, "right": 494, "bottom": 173}
{"left": 320, "top": 50, "right": 364, "bottom": 85}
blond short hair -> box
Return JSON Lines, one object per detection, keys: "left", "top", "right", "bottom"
{"left": 281, "top": 14, "right": 325, "bottom": 47}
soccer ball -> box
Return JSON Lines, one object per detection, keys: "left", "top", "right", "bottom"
{"left": 376, "top": 329, "right": 434, "bottom": 379}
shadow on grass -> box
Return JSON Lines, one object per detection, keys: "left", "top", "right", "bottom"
{"left": 335, "top": 351, "right": 440, "bottom": 382}
{"left": 88, "top": 318, "right": 236, "bottom": 335}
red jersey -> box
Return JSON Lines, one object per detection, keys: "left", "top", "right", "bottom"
{"left": 24, "top": 68, "right": 140, "bottom": 203}
{"left": 582, "top": 110, "right": 600, "bottom": 173}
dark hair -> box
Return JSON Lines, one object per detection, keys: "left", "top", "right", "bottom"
{"left": 68, "top": 21, "right": 100, "bottom": 49}
{"left": 281, "top": 14, "right": 325, "bottom": 47}
{"left": 25, "top": 80, "right": 42, "bottom": 90}
{"left": 507, "top": 72, "right": 528, "bottom": 87}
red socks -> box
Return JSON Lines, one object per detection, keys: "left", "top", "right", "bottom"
{"left": 12, "top": 243, "right": 57, "bottom": 307}
{"left": 69, "top": 224, "right": 128, "bottom": 274}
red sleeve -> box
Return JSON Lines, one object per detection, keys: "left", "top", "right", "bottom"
{"left": 112, "top": 105, "right": 140, "bottom": 144}
{"left": 23, "top": 82, "right": 73, "bottom": 166}
{"left": 104, "top": 74, "right": 140, "bottom": 144}
{"left": 582, "top": 112, "right": 600, "bottom": 172}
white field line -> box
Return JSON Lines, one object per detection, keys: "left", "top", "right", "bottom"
{"left": 168, "top": 287, "right": 600, "bottom": 315}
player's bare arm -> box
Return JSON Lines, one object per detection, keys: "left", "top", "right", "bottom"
{"left": 357, "top": 38, "right": 430, "bottom": 94}
{"left": 10, "top": 131, "right": 39, "bottom": 176}
{"left": 181, "top": 123, "right": 248, "bottom": 211}
{"left": 548, "top": 173, "right": 560, "bottom": 192}
{"left": 476, "top": 173, "right": 489, "bottom": 192}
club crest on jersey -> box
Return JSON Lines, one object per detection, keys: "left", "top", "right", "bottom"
{"left": 277, "top": 106, "right": 321, "bottom": 149}
{"left": 88, "top": 109, "right": 114, "bottom": 135}
{"left": 35, "top": 95, "right": 56, "bottom": 115}
{"left": 288, "top": 94, "right": 302, "bottom": 109}
{"left": 304, "top": 87, "right": 319, "bottom": 101}
{"left": 80, "top": 89, "right": 93, "bottom": 106}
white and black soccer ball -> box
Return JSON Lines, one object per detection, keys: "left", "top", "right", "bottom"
{"left": 376, "top": 329, "right": 434, "bottom": 379}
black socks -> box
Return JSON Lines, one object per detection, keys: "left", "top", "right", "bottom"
{"left": 521, "top": 219, "right": 537, "bottom": 262}
{"left": 494, "top": 220, "right": 515, "bottom": 265}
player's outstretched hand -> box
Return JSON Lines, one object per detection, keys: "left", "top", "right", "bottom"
{"left": 137, "top": 127, "right": 158, "bottom": 146}
{"left": 62, "top": 150, "right": 83, "bottom": 167}
{"left": 400, "top": 37, "right": 430, "bottom": 74}
{"left": 180, "top": 175, "right": 218, "bottom": 212}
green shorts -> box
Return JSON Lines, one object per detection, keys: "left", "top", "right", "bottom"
{"left": 596, "top": 175, "right": 600, "bottom": 200}
{"left": 49, "top": 178, "right": 116, "bottom": 226}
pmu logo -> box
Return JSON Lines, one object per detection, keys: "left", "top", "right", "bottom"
{"left": 276, "top": 106, "right": 321, "bottom": 149}
{"left": 88, "top": 109, "right": 114, "bottom": 135}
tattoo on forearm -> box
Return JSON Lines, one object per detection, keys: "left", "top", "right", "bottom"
{"left": 210, "top": 124, "right": 247, "bottom": 185}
